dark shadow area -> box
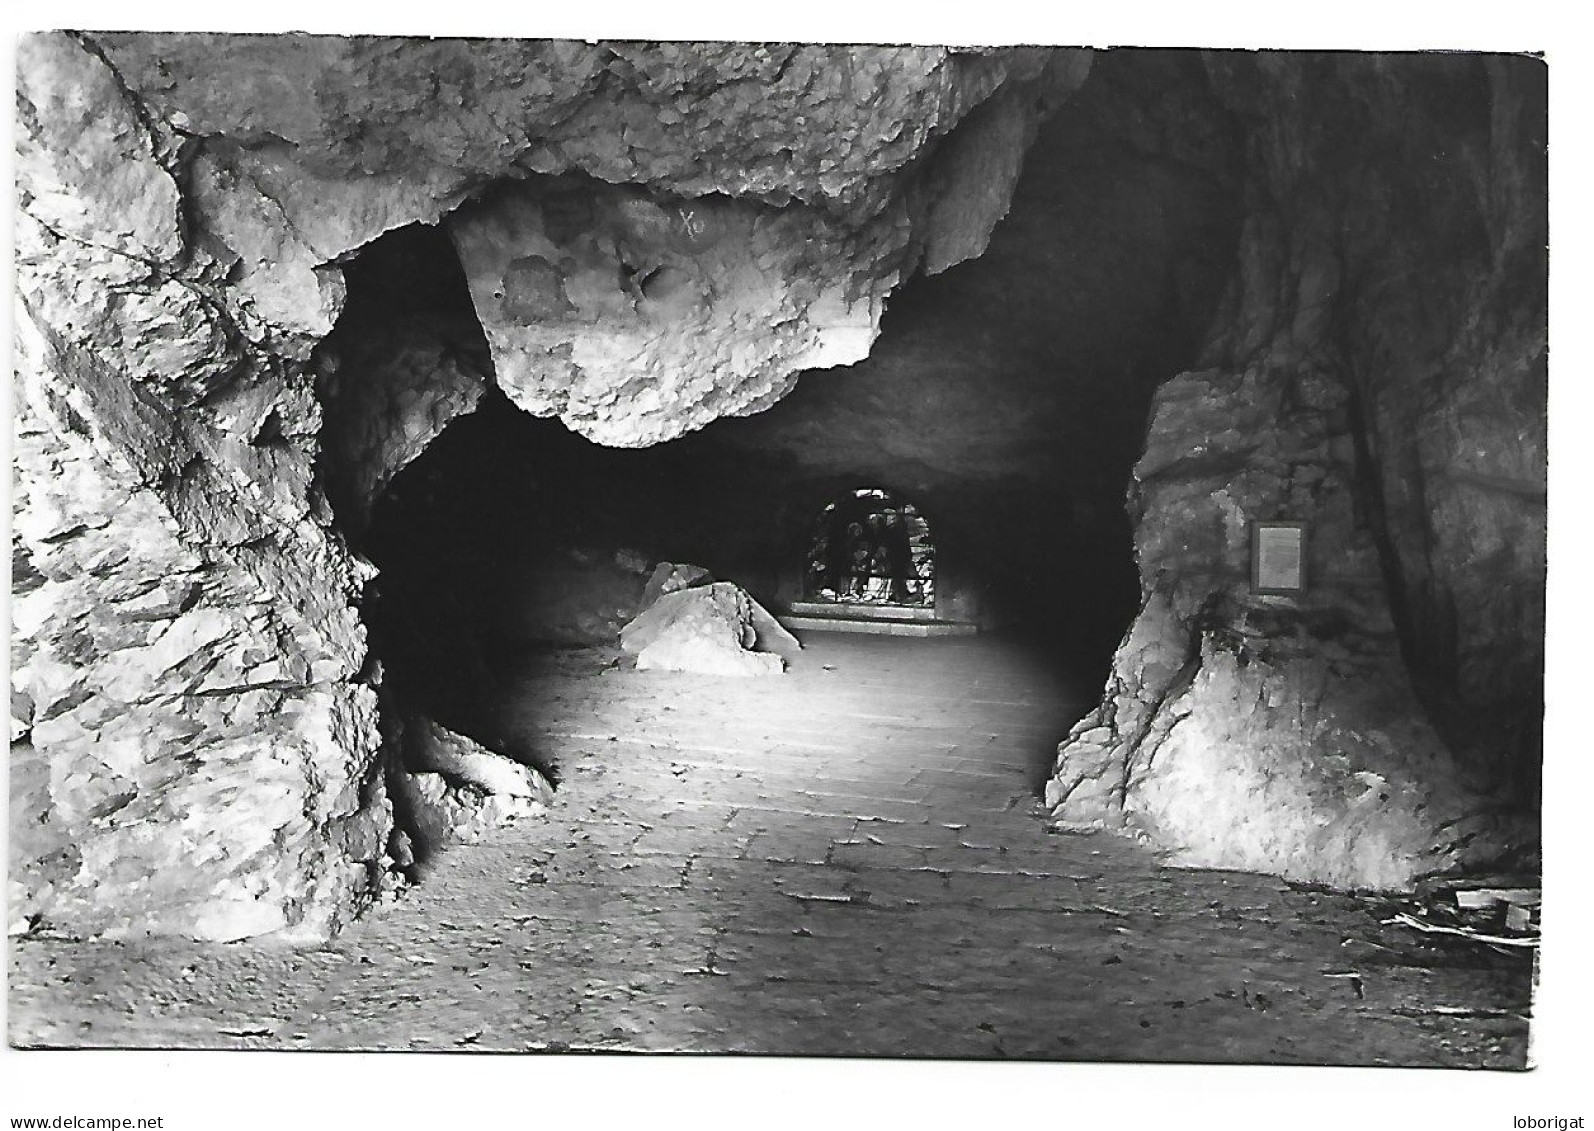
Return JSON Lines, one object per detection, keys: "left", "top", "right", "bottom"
{"left": 701, "top": 49, "right": 1246, "bottom": 659}
{"left": 318, "top": 49, "right": 1247, "bottom": 810}
{"left": 358, "top": 383, "right": 1151, "bottom": 718}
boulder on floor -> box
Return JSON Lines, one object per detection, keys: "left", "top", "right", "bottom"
{"left": 621, "top": 580, "right": 786, "bottom": 676}
{"left": 406, "top": 717, "right": 552, "bottom": 800}
{"left": 391, "top": 717, "right": 553, "bottom": 851}
{"left": 640, "top": 561, "right": 714, "bottom": 609}
{"left": 747, "top": 599, "right": 802, "bottom": 659}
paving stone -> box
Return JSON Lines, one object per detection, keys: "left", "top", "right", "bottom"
{"left": 7, "top": 634, "right": 1533, "bottom": 1065}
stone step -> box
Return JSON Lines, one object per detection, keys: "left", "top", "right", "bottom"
{"left": 779, "top": 615, "right": 979, "bottom": 638}
{"left": 788, "top": 601, "right": 938, "bottom": 621}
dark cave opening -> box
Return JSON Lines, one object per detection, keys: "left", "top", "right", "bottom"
{"left": 310, "top": 49, "right": 1251, "bottom": 806}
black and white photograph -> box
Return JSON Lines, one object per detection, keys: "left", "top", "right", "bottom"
{"left": 4, "top": 3, "right": 1585, "bottom": 1127}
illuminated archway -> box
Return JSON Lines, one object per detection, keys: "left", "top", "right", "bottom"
{"left": 804, "top": 487, "right": 935, "bottom": 608}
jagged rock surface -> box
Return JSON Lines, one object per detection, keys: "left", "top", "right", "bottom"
{"left": 317, "top": 322, "right": 491, "bottom": 530}
{"left": 437, "top": 50, "right": 1087, "bottom": 445}
{"left": 93, "top": 33, "right": 1087, "bottom": 438}
{"left": 406, "top": 717, "right": 552, "bottom": 801}
{"left": 1046, "top": 54, "right": 1545, "bottom": 890}
{"left": 12, "top": 32, "right": 1078, "bottom": 940}
{"left": 389, "top": 717, "right": 552, "bottom": 853}
{"left": 12, "top": 35, "right": 391, "bottom": 942}
{"left": 9, "top": 353, "right": 392, "bottom": 942}
{"left": 448, "top": 179, "right": 895, "bottom": 446}
{"left": 641, "top": 562, "right": 714, "bottom": 610}
{"left": 620, "top": 581, "right": 786, "bottom": 677}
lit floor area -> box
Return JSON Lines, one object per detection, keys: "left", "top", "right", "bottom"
{"left": 8, "top": 634, "right": 1532, "bottom": 1064}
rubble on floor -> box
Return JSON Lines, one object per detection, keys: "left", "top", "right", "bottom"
{"left": 1390, "top": 875, "right": 1542, "bottom": 950}
{"left": 389, "top": 716, "right": 553, "bottom": 857}
{"left": 620, "top": 565, "right": 796, "bottom": 676}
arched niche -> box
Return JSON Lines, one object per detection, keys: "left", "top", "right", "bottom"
{"left": 803, "top": 486, "right": 936, "bottom": 608}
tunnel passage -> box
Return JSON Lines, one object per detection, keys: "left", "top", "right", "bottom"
{"left": 8, "top": 25, "right": 1549, "bottom": 998}
{"left": 312, "top": 47, "right": 1250, "bottom": 817}
{"left": 7, "top": 34, "right": 1548, "bottom": 1040}
{"left": 312, "top": 47, "right": 1552, "bottom": 904}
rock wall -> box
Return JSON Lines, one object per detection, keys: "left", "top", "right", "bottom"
{"left": 1046, "top": 53, "right": 1546, "bottom": 890}
{"left": 12, "top": 32, "right": 1079, "bottom": 939}
{"left": 15, "top": 35, "right": 1544, "bottom": 938}
{"left": 318, "top": 322, "right": 491, "bottom": 530}
{"left": 13, "top": 34, "right": 394, "bottom": 940}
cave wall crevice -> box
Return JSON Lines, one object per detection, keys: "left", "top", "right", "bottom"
{"left": 1046, "top": 52, "right": 1546, "bottom": 890}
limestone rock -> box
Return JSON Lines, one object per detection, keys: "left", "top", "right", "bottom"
{"left": 15, "top": 33, "right": 183, "bottom": 265}
{"left": 390, "top": 717, "right": 552, "bottom": 852}
{"left": 94, "top": 35, "right": 1070, "bottom": 222}
{"left": 1200, "top": 54, "right": 1546, "bottom": 763}
{"left": 13, "top": 33, "right": 389, "bottom": 943}
{"left": 447, "top": 179, "right": 898, "bottom": 446}
{"left": 405, "top": 718, "right": 553, "bottom": 802}
{"left": 1046, "top": 54, "right": 1545, "bottom": 890}
{"left": 1048, "top": 355, "right": 1531, "bottom": 890}
{"left": 1121, "top": 637, "right": 1516, "bottom": 890}
{"left": 621, "top": 582, "right": 785, "bottom": 677}
{"left": 904, "top": 53, "right": 1091, "bottom": 276}
{"left": 640, "top": 561, "right": 713, "bottom": 610}
{"left": 318, "top": 320, "right": 491, "bottom": 529}
{"left": 187, "top": 145, "right": 348, "bottom": 343}
{"left": 10, "top": 332, "right": 389, "bottom": 943}
{"left": 390, "top": 774, "right": 542, "bottom": 852}
{"left": 24, "top": 32, "right": 1092, "bottom": 463}
{"left": 437, "top": 46, "right": 1073, "bottom": 450}
{"left": 747, "top": 601, "right": 803, "bottom": 659}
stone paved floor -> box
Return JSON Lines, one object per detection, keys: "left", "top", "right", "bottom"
{"left": 8, "top": 633, "right": 1533, "bottom": 1063}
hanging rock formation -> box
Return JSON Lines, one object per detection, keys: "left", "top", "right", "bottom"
{"left": 447, "top": 179, "right": 895, "bottom": 447}
{"left": 318, "top": 323, "right": 492, "bottom": 529}
{"left": 12, "top": 31, "right": 1079, "bottom": 940}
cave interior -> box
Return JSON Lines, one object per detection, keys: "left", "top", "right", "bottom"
{"left": 8, "top": 35, "right": 1549, "bottom": 1063}
{"left": 339, "top": 49, "right": 1241, "bottom": 747}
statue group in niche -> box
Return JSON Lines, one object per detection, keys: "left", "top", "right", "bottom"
{"left": 806, "top": 489, "right": 935, "bottom": 607}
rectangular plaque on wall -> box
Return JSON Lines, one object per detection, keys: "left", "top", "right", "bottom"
{"left": 1250, "top": 520, "right": 1307, "bottom": 595}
